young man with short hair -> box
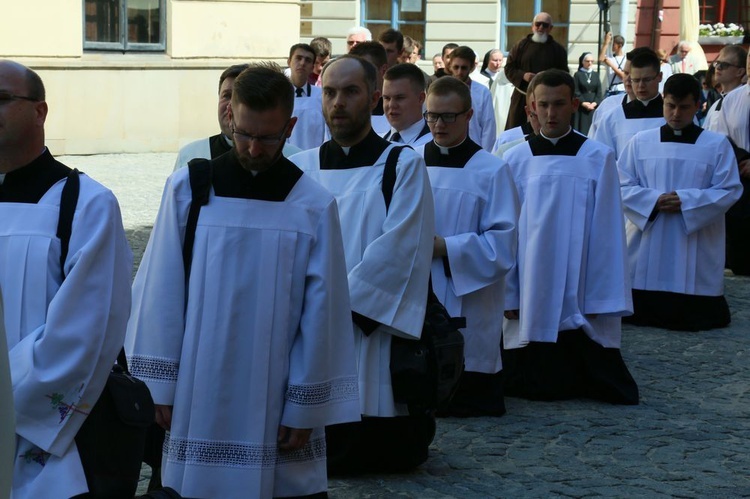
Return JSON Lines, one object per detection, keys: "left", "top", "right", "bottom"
{"left": 448, "top": 46, "right": 497, "bottom": 151}
{"left": 287, "top": 43, "right": 327, "bottom": 150}
{"left": 502, "top": 69, "right": 638, "bottom": 405}
{"left": 382, "top": 63, "right": 432, "bottom": 146}
{"left": 416, "top": 76, "right": 519, "bottom": 417}
{"left": 618, "top": 73, "right": 742, "bottom": 331}
{"left": 591, "top": 48, "right": 665, "bottom": 158}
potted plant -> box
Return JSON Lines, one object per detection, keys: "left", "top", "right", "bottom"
{"left": 698, "top": 23, "right": 745, "bottom": 44}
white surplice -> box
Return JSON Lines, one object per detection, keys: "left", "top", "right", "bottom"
{"left": 290, "top": 144, "right": 435, "bottom": 418}
{"left": 289, "top": 86, "right": 327, "bottom": 151}
{"left": 503, "top": 134, "right": 632, "bottom": 349}
{"left": 588, "top": 93, "right": 628, "bottom": 138}
{"left": 469, "top": 81, "right": 497, "bottom": 152}
{"left": 417, "top": 145, "right": 519, "bottom": 373}
{"left": 0, "top": 288, "right": 14, "bottom": 499}
{"left": 618, "top": 127, "right": 742, "bottom": 296}
{"left": 589, "top": 101, "right": 665, "bottom": 158}
{"left": 705, "top": 84, "right": 750, "bottom": 150}
{"left": 126, "top": 166, "right": 360, "bottom": 498}
{"left": 2, "top": 176, "right": 132, "bottom": 499}
{"left": 491, "top": 126, "right": 525, "bottom": 154}
{"left": 490, "top": 70, "right": 515, "bottom": 134}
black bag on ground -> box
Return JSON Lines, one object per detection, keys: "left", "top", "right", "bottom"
{"left": 56, "top": 170, "right": 155, "bottom": 498}
{"left": 380, "top": 147, "right": 466, "bottom": 413}
{"left": 74, "top": 350, "right": 155, "bottom": 498}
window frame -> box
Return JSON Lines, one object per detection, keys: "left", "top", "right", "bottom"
{"left": 83, "top": 0, "right": 166, "bottom": 52}
{"left": 360, "top": 0, "right": 427, "bottom": 37}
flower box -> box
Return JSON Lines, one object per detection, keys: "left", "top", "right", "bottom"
{"left": 698, "top": 35, "right": 744, "bottom": 44}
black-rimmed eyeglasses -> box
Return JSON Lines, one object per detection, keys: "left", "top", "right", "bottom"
{"left": 713, "top": 60, "right": 742, "bottom": 70}
{"left": 0, "top": 91, "right": 40, "bottom": 105}
{"left": 231, "top": 120, "right": 290, "bottom": 146}
{"left": 423, "top": 109, "right": 470, "bottom": 123}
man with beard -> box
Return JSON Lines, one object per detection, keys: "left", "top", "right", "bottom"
{"left": 290, "top": 55, "right": 436, "bottom": 474}
{"left": 173, "top": 64, "right": 299, "bottom": 171}
{"left": 504, "top": 12, "right": 568, "bottom": 130}
{"left": 126, "top": 64, "right": 360, "bottom": 498}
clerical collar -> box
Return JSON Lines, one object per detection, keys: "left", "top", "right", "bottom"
{"left": 660, "top": 123, "right": 703, "bottom": 144}
{"left": 423, "top": 137, "right": 482, "bottom": 167}
{"left": 529, "top": 129, "right": 587, "bottom": 156}
{"left": 210, "top": 148, "right": 302, "bottom": 201}
{"left": 540, "top": 126, "right": 573, "bottom": 145}
{"left": 637, "top": 94, "right": 659, "bottom": 106}
{"left": 386, "top": 119, "right": 430, "bottom": 143}
{"left": 623, "top": 94, "right": 663, "bottom": 119}
{"left": 319, "top": 129, "right": 390, "bottom": 170}
{"left": 0, "top": 148, "right": 72, "bottom": 203}
{"left": 209, "top": 133, "right": 233, "bottom": 159}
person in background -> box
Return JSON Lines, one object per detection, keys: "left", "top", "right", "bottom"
{"left": 310, "top": 37, "right": 332, "bottom": 86}
{"left": 573, "top": 52, "right": 602, "bottom": 135}
{"left": 599, "top": 32, "right": 627, "bottom": 95}
{"left": 346, "top": 26, "right": 372, "bottom": 52}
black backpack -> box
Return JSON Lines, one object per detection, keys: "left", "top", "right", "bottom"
{"left": 381, "top": 146, "right": 466, "bottom": 414}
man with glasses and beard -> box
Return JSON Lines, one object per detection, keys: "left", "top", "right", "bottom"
{"left": 290, "top": 55, "right": 436, "bottom": 475}
{"left": 126, "top": 63, "right": 360, "bottom": 498}
{"left": 504, "top": 12, "right": 568, "bottom": 130}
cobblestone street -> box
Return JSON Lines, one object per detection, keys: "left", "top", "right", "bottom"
{"left": 65, "top": 153, "right": 750, "bottom": 498}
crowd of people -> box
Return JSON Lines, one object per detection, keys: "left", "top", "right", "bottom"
{"left": 1, "top": 11, "right": 748, "bottom": 499}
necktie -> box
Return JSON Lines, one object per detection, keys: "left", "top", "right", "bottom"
{"left": 296, "top": 87, "right": 304, "bottom": 97}
{"left": 391, "top": 132, "right": 402, "bottom": 143}
{"left": 681, "top": 59, "right": 686, "bottom": 73}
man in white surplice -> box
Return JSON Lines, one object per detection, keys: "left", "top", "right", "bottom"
{"left": 290, "top": 55, "right": 436, "bottom": 474}
{"left": 173, "top": 64, "right": 299, "bottom": 172}
{"left": 286, "top": 43, "right": 327, "bottom": 150}
{"left": 618, "top": 73, "right": 742, "bottom": 331}
{"left": 382, "top": 63, "right": 433, "bottom": 146}
{"left": 502, "top": 69, "right": 639, "bottom": 405}
{"left": 0, "top": 60, "right": 132, "bottom": 498}
{"left": 126, "top": 64, "right": 360, "bottom": 498}
{"left": 416, "top": 76, "right": 519, "bottom": 417}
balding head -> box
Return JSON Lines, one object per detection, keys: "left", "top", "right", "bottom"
{"left": 532, "top": 12, "right": 553, "bottom": 42}
{"left": 0, "top": 60, "right": 48, "bottom": 172}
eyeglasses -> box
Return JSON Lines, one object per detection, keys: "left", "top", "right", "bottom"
{"left": 0, "top": 91, "right": 40, "bottom": 105}
{"left": 626, "top": 75, "right": 659, "bottom": 85}
{"left": 534, "top": 21, "right": 551, "bottom": 29}
{"left": 713, "top": 60, "right": 742, "bottom": 70}
{"left": 423, "top": 109, "right": 470, "bottom": 123}
{"left": 231, "top": 120, "right": 289, "bottom": 145}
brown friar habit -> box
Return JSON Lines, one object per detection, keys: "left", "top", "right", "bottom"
{"left": 504, "top": 33, "right": 569, "bottom": 130}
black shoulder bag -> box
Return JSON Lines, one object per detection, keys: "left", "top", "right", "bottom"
{"left": 381, "top": 147, "right": 466, "bottom": 414}
{"left": 62, "top": 170, "right": 156, "bottom": 499}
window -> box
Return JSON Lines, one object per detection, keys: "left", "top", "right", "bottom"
{"left": 362, "top": 0, "right": 426, "bottom": 56}
{"left": 699, "top": 0, "right": 749, "bottom": 26}
{"left": 84, "top": 0, "right": 165, "bottom": 51}
{"left": 500, "top": 0, "right": 570, "bottom": 52}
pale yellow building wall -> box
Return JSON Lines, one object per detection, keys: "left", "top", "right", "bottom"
{"left": 2, "top": 0, "right": 300, "bottom": 155}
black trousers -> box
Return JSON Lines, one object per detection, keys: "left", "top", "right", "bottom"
{"left": 326, "top": 414, "right": 436, "bottom": 475}
{"left": 625, "top": 289, "right": 730, "bottom": 332}
{"left": 502, "top": 328, "right": 639, "bottom": 405}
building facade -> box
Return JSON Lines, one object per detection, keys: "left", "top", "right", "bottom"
{"left": 3, "top": 0, "right": 640, "bottom": 154}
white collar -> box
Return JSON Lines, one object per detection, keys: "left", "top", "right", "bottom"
{"left": 540, "top": 126, "right": 573, "bottom": 145}
{"left": 435, "top": 136, "right": 468, "bottom": 155}
{"left": 389, "top": 118, "right": 426, "bottom": 143}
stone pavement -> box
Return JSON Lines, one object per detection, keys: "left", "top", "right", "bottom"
{"left": 62, "top": 153, "right": 750, "bottom": 498}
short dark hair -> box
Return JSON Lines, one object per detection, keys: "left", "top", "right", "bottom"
{"left": 721, "top": 44, "right": 748, "bottom": 69}
{"left": 349, "top": 41, "right": 388, "bottom": 68}
{"left": 613, "top": 35, "right": 625, "bottom": 46}
{"left": 384, "top": 63, "right": 427, "bottom": 92}
{"left": 378, "top": 28, "right": 404, "bottom": 52}
{"left": 626, "top": 46, "right": 656, "bottom": 61}
{"left": 322, "top": 55, "right": 378, "bottom": 97}
{"left": 24, "top": 66, "right": 45, "bottom": 101}
{"left": 219, "top": 64, "right": 249, "bottom": 93}
{"left": 663, "top": 73, "right": 701, "bottom": 103}
{"left": 442, "top": 43, "right": 459, "bottom": 59}
{"left": 450, "top": 46, "right": 477, "bottom": 66}
{"left": 628, "top": 48, "right": 660, "bottom": 73}
{"left": 310, "top": 37, "right": 332, "bottom": 59}
{"left": 531, "top": 69, "right": 575, "bottom": 100}
{"left": 427, "top": 75, "right": 472, "bottom": 110}
{"left": 288, "top": 43, "right": 316, "bottom": 61}
{"left": 232, "top": 63, "right": 294, "bottom": 117}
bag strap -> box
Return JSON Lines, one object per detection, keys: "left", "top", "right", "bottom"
{"left": 183, "top": 158, "right": 212, "bottom": 277}
{"left": 381, "top": 145, "right": 409, "bottom": 213}
{"left": 57, "top": 169, "right": 80, "bottom": 281}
